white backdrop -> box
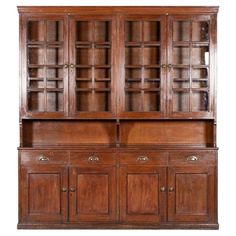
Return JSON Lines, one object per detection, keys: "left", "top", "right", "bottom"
{"left": 0, "top": 0, "right": 235, "bottom": 235}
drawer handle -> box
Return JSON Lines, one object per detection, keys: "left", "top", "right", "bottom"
{"left": 88, "top": 155, "right": 99, "bottom": 162}
{"left": 39, "top": 155, "right": 49, "bottom": 162}
{"left": 137, "top": 156, "right": 149, "bottom": 162}
{"left": 186, "top": 155, "right": 198, "bottom": 161}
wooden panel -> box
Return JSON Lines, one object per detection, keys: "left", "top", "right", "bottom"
{"left": 168, "top": 166, "right": 216, "bottom": 222}
{"left": 120, "top": 166, "right": 166, "bottom": 223}
{"left": 119, "top": 152, "right": 168, "bottom": 165}
{"left": 22, "top": 120, "right": 116, "bottom": 146}
{"left": 19, "top": 166, "right": 67, "bottom": 223}
{"left": 69, "top": 166, "right": 116, "bottom": 222}
{"left": 20, "top": 150, "right": 68, "bottom": 165}
{"left": 70, "top": 152, "right": 116, "bottom": 165}
{"left": 120, "top": 120, "right": 213, "bottom": 146}
{"left": 169, "top": 150, "right": 216, "bottom": 166}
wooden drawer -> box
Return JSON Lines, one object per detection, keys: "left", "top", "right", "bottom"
{"left": 119, "top": 152, "right": 168, "bottom": 165}
{"left": 70, "top": 152, "right": 116, "bottom": 165}
{"left": 19, "top": 150, "right": 69, "bottom": 165}
{"left": 169, "top": 150, "right": 217, "bottom": 166}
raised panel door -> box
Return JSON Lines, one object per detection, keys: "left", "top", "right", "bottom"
{"left": 120, "top": 166, "right": 167, "bottom": 223}
{"left": 19, "top": 166, "right": 68, "bottom": 223}
{"left": 69, "top": 165, "right": 117, "bottom": 222}
{"left": 168, "top": 166, "right": 216, "bottom": 222}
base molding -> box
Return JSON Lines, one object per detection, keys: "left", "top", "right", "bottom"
{"left": 17, "top": 222, "right": 219, "bottom": 230}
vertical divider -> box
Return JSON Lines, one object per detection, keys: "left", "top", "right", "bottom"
{"left": 43, "top": 20, "right": 47, "bottom": 112}
{"left": 91, "top": 21, "right": 95, "bottom": 111}
{"left": 116, "top": 118, "right": 120, "bottom": 147}
{"left": 141, "top": 20, "right": 144, "bottom": 111}
{"left": 189, "top": 19, "right": 193, "bottom": 112}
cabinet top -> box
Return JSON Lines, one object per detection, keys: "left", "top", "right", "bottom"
{"left": 17, "top": 6, "right": 219, "bottom": 14}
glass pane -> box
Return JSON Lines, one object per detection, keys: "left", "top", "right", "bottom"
{"left": 126, "top": 69, "right": 141, "bottom": 80}
{"left": 28, "top": 92, "right": 44, "bottom": 112}
{"left": 192, "top": 68, "right": 208, "bottom": 79}
{"left": 76, "top": 92, "right": 93, "bottom": 111}
{"left": 192, "top": 81, "right": 208, "bottom": 88}
{"left": 46, "top": 21, "right": 63, "bottom": 42}
{"left": 173, "top": 21, "right": 190, "bottom": 41}
{"left": 125, "top": 21, "right": 142, "bottom": 42}
{"left": 173, "top": 46, "right": 190, "bottom": 65}
{"left": 173, "top": 81, "right": 189, "bottom": 89}
{"left": 47, "top": 92, "right": 63, "bottom": 112}
{"left": 95, "top": 69, "right": 110, "bottom": 80}
{"left": 173, "top": 91, "right": 189, "bottom": 112}
{"left": 144, "top": 68, "right": 160, "bottom": 80}
{"left": 125, "top": 46, "right": 142, "bottom": 65}
{"left": 28, "top": 21, "right": 44, "bottom": 42}
{"left": 28, "top": 68, "right": 44, "bottom": 79}
{"left": 144, "top": 81, "right": 160, "bottom": 89}
{"left": 192, "top": 21, "right": 209, "bottom": 41}
{"left": 46, "top": 68, "right": 63, "bottom": 80}
{"left": 192, "top": 46, "right": 209, "bottom": 65}
{"left": 95, "top": 81, "right": 110, "bottom": 89}
{"left": 46, "top": 47, "right": 63, "bottom": 65}
{"left": 143, "top": 46, "right": 160, "bottom": 65}
{"left": 76, "top": 47, "right": 92, "bottom": 65}
{"left": 192, "top": 91, "right": 208, "bottom": 111}
{"left": 143, "top": 92, "right": 160, "bottom": 111}
{"left": 95, "top": 21, "right": 111, "bottom": 42}
{"left": 28, "top": 47, "right": 44, "bottom": 65}
{"left": 76, "top": 80, "right": 92, "bottom": 89}
{"left": 126, "top": 82, "right": 140, "bottom": 89}
{"left": 46, "top": 81, "right": 63, "bottom": 89}
{"left": 94, "top": 92, "right": 111, "bottom": 111}
{"left": 28, "top": 80, "right": 44, "bottom": 89}
{"left": 125, "top": 92, "right": 141, "bottom": 111}
{"left": 76, "top": 68, "right": 92, "bottom": 80}
{"left": 143, "top": 21, "right": 160, "bottom": 42}
{"left": 76, "top": 21, "right": 92, "bottom": 42}
{"left": 94, "top": 47, "right": 111, "bottom": 65}
{"left": 173, "top": 68, "right": 190, "bottom": 80}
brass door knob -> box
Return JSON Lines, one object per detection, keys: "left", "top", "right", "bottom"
{"left": 161, "top": 64, "right": 167, "bottom": 68}
{"left": 61, "top": 187, "right": 67, "bottom": 192}
{"left": 70, "top": 64, "right": 75, "bottom": 68}
{"left": 160, "top": 187, "right": 166, "bottom": 192}
{"left": 64, "top": 64, "right": 68, "bottom": 68}
{"left": 169, "top": 187, "right": 174, "bottom": 192}
{"left": 70, "top": 187, "right": 76, "bottom": 192}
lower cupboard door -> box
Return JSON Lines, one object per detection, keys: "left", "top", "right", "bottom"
{"left": 120, "top": 166, "right": 167, "bottom": 223}
{"left": 20, "top": 166, "right": 68, "bottom": 223}
{"left": 69, "top": 166, "right": 117, "bottom": 222}
{"left": 168, "top": 166, "right": 216, "bottom": 222}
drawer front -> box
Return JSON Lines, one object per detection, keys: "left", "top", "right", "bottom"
{"left": 169, "top": 150, "right": 217, "bottom": 166}
{"left": 119, "top": 152, "right": 168, "bottom": 165}
{"left": 19, "top": 150, "right": 69, "bottom": 165}
{"left": 70, "top": 152, "right": 116, "bottom": 165}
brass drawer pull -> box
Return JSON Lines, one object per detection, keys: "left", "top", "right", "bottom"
{"left": 39, "top": 155, "right": 49, "bottom": 162}
{"left": 88, "top": 155, "right": 99, "bottom": 162}
{"left": 186, "top": 155, "right": 198, "bottom": 161}
{"left": 137, "top": 156, "right": 149, "bottom": 162}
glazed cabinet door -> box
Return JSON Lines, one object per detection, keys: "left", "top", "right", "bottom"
{"left": 69, "top": 15, "right": 117, "bottom": 118}
{"left": 69, "top": 165, "right": 117, "bottom": 222}
{"left": 19, "top": 166, "right": 68, "bottom": 223}
{"left": 120, "top": 166, "right": 167, "bottom": 223}
{"left": 118, "top": 15, "right": 167, "bottom": 118}
{"left": 168, "top": 166, "right": 216, "bottom": 222}
{"left": 20, "top": 15, "right": 68, "bottom": 118}
{"left": 168, "top": 15, "right": 216, "bottom": 118}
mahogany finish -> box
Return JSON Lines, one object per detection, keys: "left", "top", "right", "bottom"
{"left": 18, "top": 6, "right": 219, "bottom": 229}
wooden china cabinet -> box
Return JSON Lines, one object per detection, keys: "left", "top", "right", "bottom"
{"left": 17, "top": 6, "right": 219, "bottom": 229}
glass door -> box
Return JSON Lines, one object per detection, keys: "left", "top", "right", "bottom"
{"left": 25, "top": 16, "right": 68, "bottom": 117}
{"left": 169, "top": 15, "right": 214, "bottom": 117}
{"left": 119, "top": 16, "right": 166, "bottom": 118}
{"left": 69, "top": 16, "right": 115, "bottom": 118}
